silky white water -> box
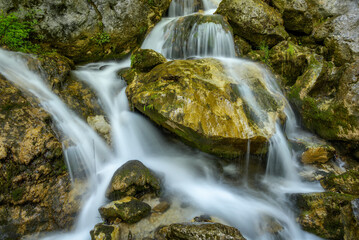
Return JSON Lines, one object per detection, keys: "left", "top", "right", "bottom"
{"left": 0, "top": 0, "right": 325, "bottom": 239}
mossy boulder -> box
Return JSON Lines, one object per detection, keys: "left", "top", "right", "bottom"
{"left": 99, "top": 197, "right": 151, "bottom": 224}
{"left": 293, "top": 192, "right": 359, "bottom": 240}
{"left": 131, "top": 49, "right": 167, "bottom": 72}
{"left": 321, "top": 171, "right": 359, "bottom": 196}
{"left": 216, "top": 0, "right": 288, "bottom": 47}
{"left": 272, "top": 0, "right": 313, "bottom": 34}
{"left": 90, "top": 223, "right": 121, "bottom": 240}
{"left": 155, "top": 222, "right": 246, "bottom": 240}
{"left": 106, "top": 160, "right": 161, "bottom": 201}
{"left": 124, "top": 56, "right": 286, "bottom": 158}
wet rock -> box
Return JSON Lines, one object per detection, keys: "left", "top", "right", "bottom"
{"left": 293, "top": 192, "right": 359, "bottom": 240}
{"left": 125, "top": 57, "right": 286, "bottom": 158}
{"left": 233, "top": 36, "right": 252, "bottom": 57}
{"left": 272, "top": 0, "right": 313, "bottom": 34}
{"left": 321, "top": 170, "right": 359, "bottom": 196}
{"left": 216, "top": 0, "right": 288, "bottom": 47}
{"left": 0, "top": 53, "right": 85, "bottom": 237}
{"left": 153, "top": 201, "right": 170, "bottom": 213}
{"left": 301, "top": 146, "right": 334, "bottom": 164}
{"left": 193, "top": 215, "right": 212, "bottom": 223}
{"left": 99, "top": 197, "right": 151, "bottom": 224}
{"left": 106, "top": 160, "right": 161, "bottom": 200}
{"left": 87, "top": 115, "right": 111, "bottom": 144}
{"left": 0, "top": 0, "right": 172, "bottom": 63}
{"left": 131, "top": 49, "right": 167, "bottom": 72}
{"left": 90, "top": 223, "right": 121, "bottom": 240}
{"left": 154, "top": 222, "right": 246, "bottom": 240}
{"left": 158, "top": 14, "right": 235, "bottom": 59}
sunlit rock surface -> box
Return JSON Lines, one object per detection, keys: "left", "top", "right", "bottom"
{"left": 124, "top": 53, "right": 286, "bottom": 158}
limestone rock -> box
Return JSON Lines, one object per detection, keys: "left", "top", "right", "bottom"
{"left": 155, "top": 222, "right": 246, "bottom": 240}
{"left": 125, "top": 57, "right": 286, "bottom": 158}
{"left": 90, "top": 223, "right": 121, "bottom": 240}
{"left": 321, "top": 171, "right": 359, "bottom": 196}
{"left": 0, "top": 53, "right": 84, "bottom": 238}
{"left": 106, "top": 160, "right": 161, "bottom": 200}
{"left": 131, "top": 49, "right": 167, "bottom": 72}
{"left": 0, "top": 0, "right": 172, "bottom": 63}
{"left": 272, "top": 0, "right": 313, "bottom": 34}
{"left": 216, "top": 0, "right": 288, "bottom": 47}
{"left": 293, "top": 192, "right": 359, "bottom": 240}
{"left": 87, "top": 115, "right": 111, "bottom": 144}
{"left": 99, "top": 197, "right": 151, "bottom": 224}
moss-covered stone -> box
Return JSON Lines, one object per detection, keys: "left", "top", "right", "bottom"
{"left": 321, "top": 171, "right": 359, "bottom": 196}
{"left": 90, "top": 223, "right": 121, "bottom": 240}
{"left": 131, "top": 49, "right": 167, "bottom": 72}
{"left": 106, "top": 160, "right": 161, "bottom": 201}
{"left": 99, "top": 197, "right": 151, "bottom": 224}
{"left": 125, "top": 57, "right": 286, "bottom": 158}
{"left": 216, "top": 0, "right": 288, "bottom": 47}
{"left": 155, "top": 222, "right": 246, "bottom": 240}
{"left": 293, "top": 192, "right": 359, "bottom": 240}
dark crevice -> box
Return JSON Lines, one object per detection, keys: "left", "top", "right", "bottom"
{"left": 87, "top": 0, "right": 104, "bottom": 31}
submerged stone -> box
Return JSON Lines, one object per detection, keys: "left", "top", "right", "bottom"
{"left": 106, "top": 160, "right": 161, "bottom": 200}
{"left": 99, "top": 197, "right": 151, "bottom": 224}
{"left": 125, "top": 56, "right": 286, "bottom": 158}
{"left": 155, "top": 222, "right": 246, "bottom": 240}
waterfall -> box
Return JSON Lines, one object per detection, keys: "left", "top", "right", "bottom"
{"left": 0, "top": 0, "right": 325, "bottom": 239}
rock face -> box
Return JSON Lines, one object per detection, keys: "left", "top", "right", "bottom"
{"left": 0, "top": 0, "right": 172, "bottom": 62}
{"left": 124, "top": 52, "right": 286, "bottom": 158}
{"left": 216, "top": 0, "right": 288, "bottom": 47}
{"left": 106, "top": 160, "right": 161, "bottom": 201}
{"left": 99, "top": 197, "right": 151, "bottom": 224}
{"left": 0, "top": 55, "right": 84, "bottom": 238}
{"left": 155, "top": 222, "right": 246, "bottom": 240}
{"left": 321, "top": 171, "right": 359, "bottom": 196}
{"left": 294, "top": 192, "right": 359, "bottom": 240}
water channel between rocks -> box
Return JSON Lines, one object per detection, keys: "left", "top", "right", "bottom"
{"left": 0, "top": 0, "right": 326, "bottom": 239}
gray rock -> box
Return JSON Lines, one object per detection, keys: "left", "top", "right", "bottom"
{"left": 216, "top": 0, "right": 288, "bottom": 47}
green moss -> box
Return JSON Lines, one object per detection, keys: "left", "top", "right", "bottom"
{"left": 11, "top": 187, "right": 25, "bottom": 201}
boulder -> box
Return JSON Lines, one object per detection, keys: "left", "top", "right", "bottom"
{"left": 0, "top": 0, "right": 172, "bottom": 62}
{"left": 272, "top": 0, "right": 313, "bottom": 34}
{"left": 106, "top": 160, "right": 161, "bottom": 200}
{"left": 125, "top": 57, "right": 286, "bottom": 158}
{"left": 289, "top": 60, "right": 359, "bottom": 143}
{"left": 99, "top": 197, "right": 151, "bottom": 224}
{"left": 155, "top": 222, "right": 246, "bottom": 240}
{"left": 131, "top": 49, "right": 167, "bottom": 72}
{"left": 90, "top": 223, "right": 121, "bottom": 240}
{"left": 216, "top": 0, "right": 288, "bottom": 47}
{"left": 321, "top": 171, "right": 359, "bottom": 196}
{"left": 293, "top": 192, "right": 359, "bottom": 240}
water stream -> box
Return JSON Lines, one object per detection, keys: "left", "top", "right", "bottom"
{"left": 0, "top": 1, "right": 325, "bottom": 239}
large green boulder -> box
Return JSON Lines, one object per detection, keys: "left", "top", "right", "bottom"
{"left": 215, "top": 0, "right": 288, "bottom": 47}
{"left": 124, "top": 54, "right": 286, "bottom": 158}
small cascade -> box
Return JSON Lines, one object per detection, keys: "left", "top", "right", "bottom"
{"left": 168, "top": 0, "right": 203, "bottom": 17}
{"left": 142, "top": 14, "right": 235, "bottom": 59}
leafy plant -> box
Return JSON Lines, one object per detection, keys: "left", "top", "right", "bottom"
{"left": 92, "top": 32, "right": 110, "bottom": 46}
{"left": 259, "top": 41, "right": 270, "bottom": 64}
{"left": 0, "top": 10, "right": 39, "bottom": 52}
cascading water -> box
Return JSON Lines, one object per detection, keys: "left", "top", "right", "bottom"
{"left": 0, "top": 0, "right": 325, "bottom": 239}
